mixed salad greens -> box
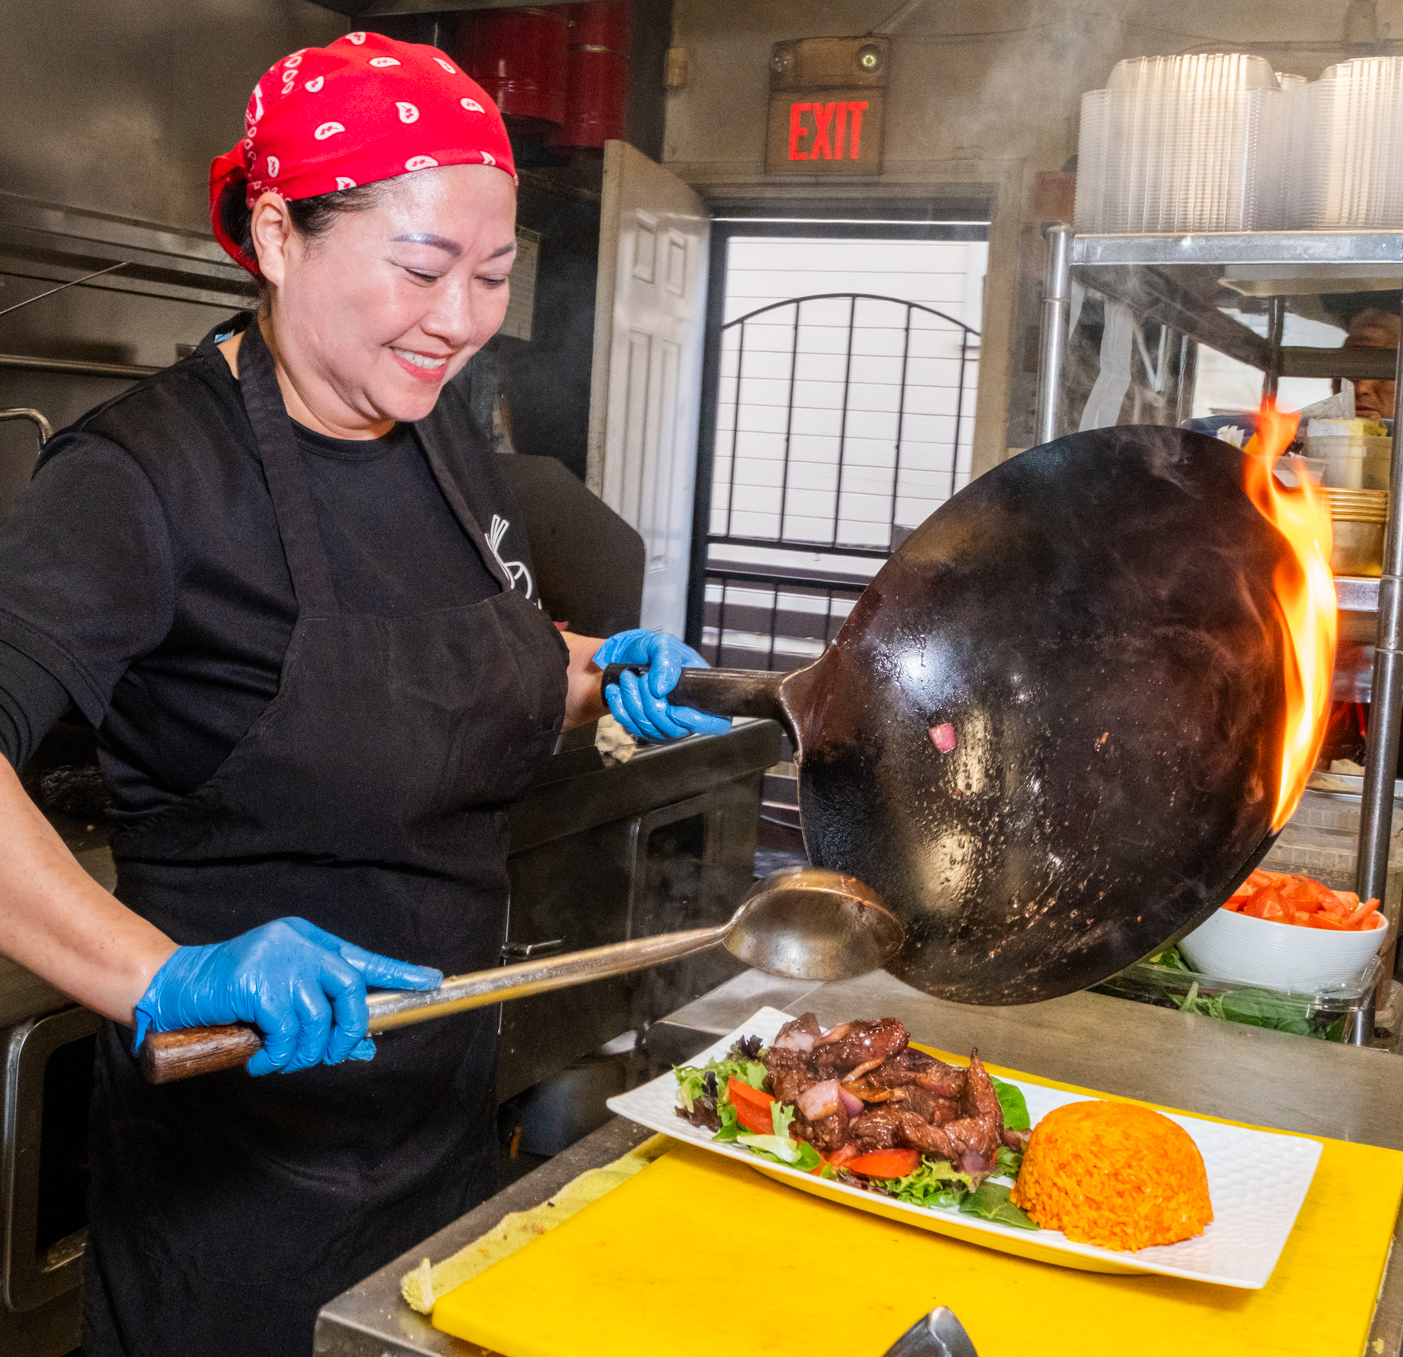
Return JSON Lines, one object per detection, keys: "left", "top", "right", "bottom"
{"left": 1147, "top": 947, "right": 1350, "bottom": 1041}
{"left": 674, "top": 1039, "right": 1039, "bottom": 1230}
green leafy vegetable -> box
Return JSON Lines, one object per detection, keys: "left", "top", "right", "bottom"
{"left": 712, "top": 1101, "right": 741, "bottom": 1142}
{"left": 736, "top": 1132, "right": 823, "bottom": 1171}
{"left": 770, "top": 1100, "right": 797, "bottom": 1140}
{"left": 1147, "top": 946, "right": 1192, "bottom": 972}
{"left": 990, "top": 1076, "right": 1030, "bottom": 1132}
{"left": 881, "top": 1157, "right": 973, "bottom": 1211}
{"left": 1171, "top": 983, "right": 1342, "bottom": 1040}
{"left": 673, "top": 1043, "right": 767, "bottom": 1113}
{"left": 958, "top": 1181, "right": 1040, "bottom": 1230}
{"left": 993, "top": 1144, "right": 1024, "bottom": 1180}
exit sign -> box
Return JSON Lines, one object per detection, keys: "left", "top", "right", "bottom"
{"left": 766, "top": 37, "right": 887, "bottom": 176}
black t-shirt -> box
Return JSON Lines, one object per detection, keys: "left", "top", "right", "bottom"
{"left": 0, "top": 314, "right": 545, "bottom": 817}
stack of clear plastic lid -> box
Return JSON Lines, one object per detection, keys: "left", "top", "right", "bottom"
{"left": 1074, "top": 53, "right": 1291, "bottom": 232}
{"left": 1285, "top": 56, "right": 1403, "bottom": 228}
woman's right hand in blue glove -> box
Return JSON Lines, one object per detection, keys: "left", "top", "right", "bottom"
{"left": 133, "top": 918, "right": 442, "bottom": 1076}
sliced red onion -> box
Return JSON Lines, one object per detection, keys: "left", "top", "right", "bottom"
{"left": 958, "top": 1148, "right": 992, "bottom": 1176}
{"left": 772, "top": 1029, "right": 816, "bottom": 1052}
{"left": 813, "top": 1022, "right": 852, "bottom": 1047}
{"left": 838, "top": 1087, "right": 864, "bottom": 1117}
{"left": 796, "top": 1079, "right": 842, "bottom": 1120}
{"left": 845, "top": 1057, "right": 884, "bottom": 1081}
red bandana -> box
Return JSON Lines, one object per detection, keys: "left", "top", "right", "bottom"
{"left": 210, "top": 32, "right": 516, "bottom": 276}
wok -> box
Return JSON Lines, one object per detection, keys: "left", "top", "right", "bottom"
{"left": 608, "top": 426, "right": 1295, "bottom": 1004}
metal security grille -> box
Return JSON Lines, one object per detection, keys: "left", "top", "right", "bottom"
{"left": 700, "top": 291, "right": 980, "bottom": 670}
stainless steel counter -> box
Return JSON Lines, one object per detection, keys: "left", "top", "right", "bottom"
{"left": 316, "top": 969, "right": 1403, "bottom": 1357}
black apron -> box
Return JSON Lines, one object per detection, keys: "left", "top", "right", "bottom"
{"left": 82, "top": 323, "right": 569, "bottom": 1357}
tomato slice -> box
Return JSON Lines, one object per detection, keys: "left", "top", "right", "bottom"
{"left": 1245, "top": 888, "right": 1289, "bottom": 922}
{"left": 727, "top": 1075, "right": 771, "bottom": 1108}
{"left": 727, "top": 1076, "right": 775, "bottom": 1135}
{"left": 845, "top": 1149, "right": 921, "bottom": 1179}
{"left": 1308, "top": 914, "right": 1349, "bottom": 931}
{"left": 1346, "top": 897, "right": 1382, "bottom": 929}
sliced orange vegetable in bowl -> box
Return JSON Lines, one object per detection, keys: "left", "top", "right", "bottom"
{"left": 1180, "top": 878, "right": 1386, "bottom": 991}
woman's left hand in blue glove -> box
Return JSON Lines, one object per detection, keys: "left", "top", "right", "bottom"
{"left": 591, "top": 629, "right": 731, "bottom": 743}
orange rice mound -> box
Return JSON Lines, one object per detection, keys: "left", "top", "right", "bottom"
{"left": 1009, "top": 1100, "right": 1213, "bottom": 1251}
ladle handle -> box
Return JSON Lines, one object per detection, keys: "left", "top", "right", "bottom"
{"left": 139, "top": 922, "right": 732, "bottom": 1085}
{"left": 600, "top": 664, "right": 786, "bottom": 720}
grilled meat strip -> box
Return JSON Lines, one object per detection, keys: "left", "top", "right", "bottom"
{"left": 771, "top": 1012, "right": 822, "bottom": 1052}
{"left": 791, "top": 1105, "right": 850, "bottom": 1154}
{"left": 811, "top": 1018, "right": 909, "bottom": 1079}
{"left": 758, "top": 1016, "right": 1007, "bottom": 1172}
{"left": 844, "top": 1049, "right": 1003, "bottom": 1165}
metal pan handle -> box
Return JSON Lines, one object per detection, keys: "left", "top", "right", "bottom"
{"left": 599, "top": 664, "right": 786, "bottom": 720}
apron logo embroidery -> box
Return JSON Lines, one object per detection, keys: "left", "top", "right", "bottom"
{"left": 488, "top": 515, "right": 535, "bottom": 600}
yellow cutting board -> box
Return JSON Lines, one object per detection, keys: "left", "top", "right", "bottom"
{"left": 434, "top": 1122, "right": 1403, "bottom": 1357}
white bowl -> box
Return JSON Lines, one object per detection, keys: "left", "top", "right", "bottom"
{"left": 1179, "top": 905, "right": 1386, "bottom": 991}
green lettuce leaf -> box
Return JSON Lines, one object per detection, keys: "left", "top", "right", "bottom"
{"left": 736, "top": 1132, "right": 823, "bottom": 1172}
{"left": 673, "top": 1040, "right": 768, "bottom": 1113}
{"left": 958, "top": 1180, "right": 1040, "bottom": 1230}
{"left": 1147, "top": 946, "right": 1192, "bottom": 971}
{"left": 993, "top": 1144, "right": 1024, "bottom": 1180}
{"left": 884, "top": 1157, "right": 973, "bottom": 1210}
{"left": 990, "top": 1076, "right": 1030, "bottom": 1132}
{"left": 770, "top": 1100, "right": 797, "bottom": 1139}
{"left": 712, "top": 1101, "right": 741, "bottom": 1142}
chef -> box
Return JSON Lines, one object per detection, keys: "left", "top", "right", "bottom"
{"left": 0, "top": 33, "right": 723, "bottom": 1357}
{"left": 1339, "top": 305, "right": 1400, "bottom": 421}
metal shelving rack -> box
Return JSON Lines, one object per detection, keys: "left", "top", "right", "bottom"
{"left": 1035, "top": 227, "right": 1403, "bottom": 942}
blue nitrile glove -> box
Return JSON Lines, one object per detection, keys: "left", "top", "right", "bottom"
{"left": 133, "top": 917, "right": 443, "bottom": 1077}
{"left": 592, "top": 629, "right": 731, "bottom": 743}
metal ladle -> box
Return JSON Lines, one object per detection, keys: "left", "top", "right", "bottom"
{"left": 139, "top": 866, "right": 903, "bottom": 1084}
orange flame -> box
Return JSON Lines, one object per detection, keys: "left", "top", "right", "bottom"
{"left": 1241, "top": 399, "right": 1337, "bottom": 829}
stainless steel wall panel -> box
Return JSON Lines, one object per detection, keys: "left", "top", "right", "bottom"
{"left": 0, "top": 1, "right": 345, "bottom": 235}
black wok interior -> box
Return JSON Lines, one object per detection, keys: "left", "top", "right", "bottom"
{"left": 794, "top": 425, "right": 1295, "bottom": 1004}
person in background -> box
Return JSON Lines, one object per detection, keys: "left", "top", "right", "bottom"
{"left": 1339, "top": 306, "right": 1399, "bottom": 420}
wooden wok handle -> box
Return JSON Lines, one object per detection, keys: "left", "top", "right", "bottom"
{"left": 140, "top": 1023, "right": 262, "bottom": 1083}
{"left": 600, "top": 664, "right": 786, "bottom": 720}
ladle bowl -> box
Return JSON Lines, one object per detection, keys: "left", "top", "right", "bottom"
{"left": 727, "top": 866, "right": 904, "bottom": 979}
{"left": 139, "top": 867, "right": 904, "bottom": 1083}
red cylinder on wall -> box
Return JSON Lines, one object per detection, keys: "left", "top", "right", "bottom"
{"left": 454, "top": 6, "right": 569, "bottom": 135}
{"left": 556, "top": 2, "right": 631, "bottom": 149}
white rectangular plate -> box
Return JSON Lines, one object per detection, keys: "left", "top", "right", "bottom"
{"left": 608, "top": 1007, "right": 1322, "bottom": 1289}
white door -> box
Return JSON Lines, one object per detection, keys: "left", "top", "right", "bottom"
{"left": 587, "top": 140, "right": 709, "bottom": 637}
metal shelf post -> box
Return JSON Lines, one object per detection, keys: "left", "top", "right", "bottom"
{"left": 1034, "top": 223, "right": 1073, "bottom": 446}
{"left": 1037, "top": 229, "right": 1403, "bottom": 1011}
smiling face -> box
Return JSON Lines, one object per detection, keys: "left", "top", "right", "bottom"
{"left": 249, "top": 163, "right": 516, "bottom": 437}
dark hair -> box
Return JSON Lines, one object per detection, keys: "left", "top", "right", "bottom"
{"left": 218, "top": 178, "right": 387, "bottom": 298}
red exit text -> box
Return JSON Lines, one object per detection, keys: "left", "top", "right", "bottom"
{"left": 787, "top": 101, "right": 869, "bottom": 161}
